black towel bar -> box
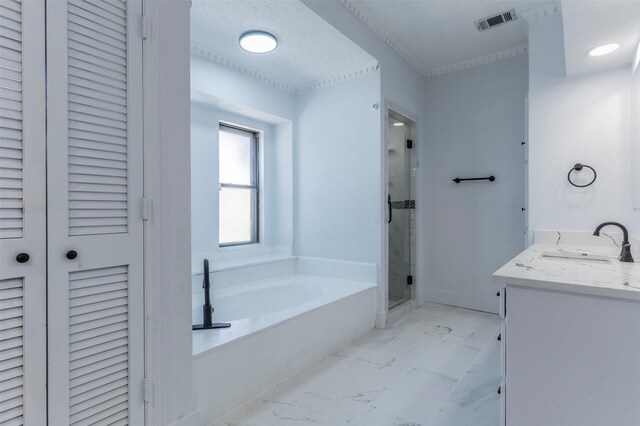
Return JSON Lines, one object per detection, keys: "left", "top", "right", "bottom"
{"left": 453, "top": 176, "right": 495, "bottom": 184}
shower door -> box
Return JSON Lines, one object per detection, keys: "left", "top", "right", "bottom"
{"left": 387, "top": 113, "right": 415, "bottom": 310}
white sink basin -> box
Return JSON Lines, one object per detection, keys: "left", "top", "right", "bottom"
{"left": 541, "top": 250, "right": 610, "bottom": 262}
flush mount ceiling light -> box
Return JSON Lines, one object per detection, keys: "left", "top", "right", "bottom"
{"left": 588, "top": 43, "right": 620, "bottom": 57}
{"left": 393, "top": 122, "right": 404, "bottom": 127}
{"left": 239, "top": 31, "right": 278, "bottom": 54}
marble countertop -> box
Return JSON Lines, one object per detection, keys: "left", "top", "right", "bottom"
{"left": 493, "top": 243, "right": 640, "bottom": 301}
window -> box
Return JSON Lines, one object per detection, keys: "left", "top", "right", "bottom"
{"left": 218, "top": 124, "right": 259, "bottom": 246}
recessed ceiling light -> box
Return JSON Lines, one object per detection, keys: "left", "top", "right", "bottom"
{"left": 393, "top": 122, "right": 404, "bottom": 127}
{"left": 239, "top": 31, "right": 278, "bottom": 54}
{"left": 588, "top": 43, "right": 619, "bottom": 57}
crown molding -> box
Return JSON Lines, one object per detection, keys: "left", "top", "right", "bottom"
{"left": 192, "top": 43, "right": 380, "bottom": 95}
{"left": 425, "top": 45, "right": 528, "bottom": 77}
{"left": 522, "top": 2, "right": 561, "bottom": 23}
{"left": 191, "top": 44, "right": 297, "bottom": 93}
{"left": 297, "top": 64, "right": 379, "bottom": 93}
{"left": 338, "top": 0, "right": 429, "bottom": 76}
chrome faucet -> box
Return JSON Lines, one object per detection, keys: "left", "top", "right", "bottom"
{"left": 593, "top": 222, "right": 634, "bottom": 263}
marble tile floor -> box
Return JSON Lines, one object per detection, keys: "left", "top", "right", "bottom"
{"left": 213, "top": 302, "right": 502, "bottom": 426}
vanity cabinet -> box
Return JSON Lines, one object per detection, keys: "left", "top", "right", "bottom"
{"left": 498, "top": 284, "right": 640, "bottom": 426}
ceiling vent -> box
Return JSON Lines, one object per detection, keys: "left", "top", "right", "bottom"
{"left": 474, "top": 9, "right": 518, "bottom": 32}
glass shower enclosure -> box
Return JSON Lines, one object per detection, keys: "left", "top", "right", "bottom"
{"left": 387, "top": 111, "right": 416, "bottom": 310}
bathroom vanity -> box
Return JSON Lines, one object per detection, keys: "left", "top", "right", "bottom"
{"left": 493, "top": 240, "right": 640, "bottom": 426}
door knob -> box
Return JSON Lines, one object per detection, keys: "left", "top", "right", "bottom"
{"left": 16, "top": 253, "right": 30, "bottom": 263}
{"left": 66, "top": 250, "right": 78, "bottom": 260}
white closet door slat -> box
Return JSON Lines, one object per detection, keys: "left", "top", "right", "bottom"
{"left": 0, "top": 63, "right": 21, "bottom": 81}
{"left": 0, "top": 4, "right": 22, "bottom": 22}
{"left": 1, "top": 1, "right": 21, "bottom": 14}
{"left": 69, "top": 304, "right": 128, "bottom": 328}
{"left": 0, "top": 40, "right": 21, "bottom": 58}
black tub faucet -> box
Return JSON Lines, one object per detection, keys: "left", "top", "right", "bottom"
{"left": 593, "top": 222, "right": 634, "bottom": 263}
{"left": 192, "top": 259, "right": 231, "bottom": 330}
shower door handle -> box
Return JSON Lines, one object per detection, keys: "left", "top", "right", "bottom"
{"left": 387, "top": 194, "right": 392, "bottom": 224}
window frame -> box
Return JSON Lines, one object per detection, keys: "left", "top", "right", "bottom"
{"left": 218, "top": 123, "right": 260, "bottom": 247}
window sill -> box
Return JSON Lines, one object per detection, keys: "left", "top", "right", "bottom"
{"left": 192, "top": 244, "right": 292, "bottom": 275}
{"left": 205, "top": 253, "right": 296, "bottom": 273}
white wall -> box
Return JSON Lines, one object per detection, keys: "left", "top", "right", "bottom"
{"left": 273, "top": 122, "right": 294, "bottom": 245}
{"left": 528, "top": 13, "right": 640, "bottom": 237}
{"left": 190, "top": 104, "right": 220, "bottom": 256}
{"left": 423, "top": 55, "right": 529, "bottom": 313}
{"left": 294, "top": 72, "right": 382, "bottom": 264}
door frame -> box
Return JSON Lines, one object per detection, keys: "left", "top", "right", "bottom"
{"left": 141, "top": 1, "right": 161, "bottom": 424}
{"left": 380, "top": 100, "right": 421, "bottom": 328}
{"left": 141, "top": 1, "right": 194, "bottom": 424}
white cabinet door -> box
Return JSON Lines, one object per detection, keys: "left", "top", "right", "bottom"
{"left": 0, "top": 0, "right": 47, "bottom": 424}
{"left": 46, "top": 0, "right": 144, "bottom": 424}
{"left": 506, "top": 286, "right": 640, "bottom": 426}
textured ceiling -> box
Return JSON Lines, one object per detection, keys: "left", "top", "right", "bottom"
{"left": 348, "top": 0, "right": 550, "bottom": 73}
{"left": 191, "top": 0, "right": 377, "bottom": 90}
{"left": 562, "top": 1, "right": 640, "bottom": 77}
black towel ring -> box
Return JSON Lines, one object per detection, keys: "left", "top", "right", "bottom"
{"left": 567, "top": 163, "right": 596, "bottom": 188}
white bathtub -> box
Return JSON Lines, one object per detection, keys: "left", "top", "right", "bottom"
{"left": 193, "top": 274, "right": 375, "bottom": 354}
{"left": 192, "top": 269, "right": 377, "bottom": 424}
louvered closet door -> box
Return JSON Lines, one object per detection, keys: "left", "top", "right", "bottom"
{"left": 46, "top": 0, "right": 144, "bottom": 425}
{"left": 0, "top": 0, "right": 47, "bottom": 425}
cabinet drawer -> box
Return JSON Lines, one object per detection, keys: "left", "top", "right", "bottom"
{"left": 498, "top": 286, "right": 506, "bottom": 318}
